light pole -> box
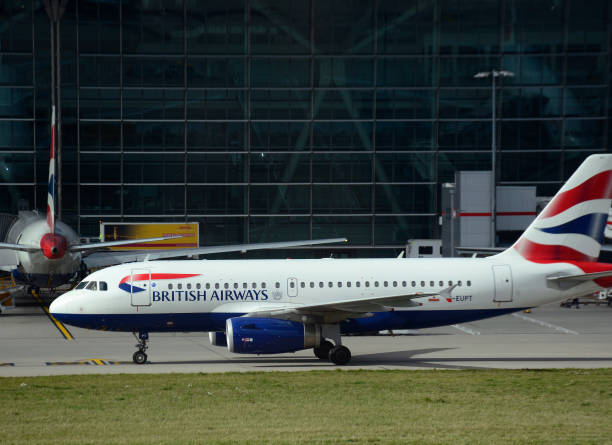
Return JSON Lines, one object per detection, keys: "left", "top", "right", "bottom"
{"left": 474, "top": 69, "right": 514, "bottom": 247}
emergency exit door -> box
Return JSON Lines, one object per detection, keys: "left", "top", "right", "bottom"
{"left": 287, "top": 277, "right": 298, "bottom": 297}
{"left": 130, "top": 268, "right": 151, "bottom": 306}
{"left": 492, "top": 265, "right": 513, "bottom": 302}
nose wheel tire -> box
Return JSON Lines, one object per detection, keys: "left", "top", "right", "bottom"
{"left": 133, "top": 350, "right": 147, "bottom": 365}
{"left": 314, "top": 340, "right": 334, "bottom": 360}
{"left": 329, "top": 345, "right": 351, "bottom": 365}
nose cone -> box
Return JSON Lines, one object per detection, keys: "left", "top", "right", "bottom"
{"left": 50, "top": 291, "right": 78, "bottom": 317}
{"left": 40, "top": 233, "right": 67, "bottom": 259}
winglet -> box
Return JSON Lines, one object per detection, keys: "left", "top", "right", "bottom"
{"left": 46, "top": 106, "right": 56, "bottom": 234}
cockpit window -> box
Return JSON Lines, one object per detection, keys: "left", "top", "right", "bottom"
{"left": 86, "top": 281, "right": 98, "bottom": 291}
{"left": 99, "top": 282, "right": 108, "bottom": 291}
{"left": 76, "top": 281, "right": 88, "bottom": 289}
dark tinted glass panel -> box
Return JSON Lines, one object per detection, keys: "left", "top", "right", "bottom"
{"left": 0, "top": 185, "right": 34, "bottom": 213}
{"left": 79, "top": 89, "right": 120, "bottom": 119}
{"left": 566, "top": 55, "right": 606, "bottom": 85}
{"left": 187, "top": 57, "right": 246, "bottom": 87}
{"left": 186, "top": 0, "right": 246, "bottom": 55}
{"left": 502, "top": 88, "right": 562, "bottom": 118}
{"left": 251, "top": 90, "right": 310, "bottom": 119}
{"left": 377, "top": 0, "right": 435, "bottom": 55}
{"left": 377, "top": 57, "right": 435, "bottom": 87}
{"left": 123, "top": 122, "right": 184, "bottom": 151}
{"left": 438, "top": 121, "right": 491, "bottom": 151}
{"left": 440, "top": 56, "right": 500, "bottom": 87}
{"left": 122, "top": 2, "right": 184, "bottom": 54}
{"left": 124, "top": 153, "right": 185, "bottom": 183}
{"left": 376, "top": 90, "right": 434, "bottom": 119}
{"left": 0, "top": 121, "right": 33, "bottom": 151}
{"left": 80, "top": 185, "right": 121, "bottom": 214}
{"left": 80, "top": 122, "right": 120, "bottom": 151}
{"left": 251, "top": 153, "right": 310, "bottom": 183}
{"left": 187, "top": 185, "right": 246, "bottom": 214}
{"left": 196, "top": 217, "right": 246, "bottom": 245}
{"left": 312, "top": 185, "right": 371, "bottom": 213}
{"left": 314, "top": 58, "right": 373, "bottom": 87}
{"left": 312, "top": 154, "right": 372, "bottom": 182}
{"left": 0, "top": 55, "right": 33, "bottom": 86}
{"left": 313, "top": 216, "right": 371, "bottom": 244}
{"left": 375, "top": 122, "right": 433, "bottom": 151}
{"left": 0, "top": 153, "right": 33, "bottom": 183}
{"left": 502, "top": 55, "right": 563, "bottom": 86}
{"left": 123, "top": 57, "right": 184, "bottom": 87}
{"left": 188, "top": 122, "right": 246, "bottom": 151}
{"left": 567, "top": 0, "right": 608, "bottom": 52}
{"left": 251, "top": 58, "right": 310, "bottom": 87}
{"left": 124, "top": 89, "right": 183, "bottom": 119}
{"left": 187, "top": 153, "right": 246, "bottom": 183}
{"left": 313, "top": 122, "right": 372, "bottom": 151}
{"left": 250, "top": 122, "right": 310, "bottom": 151}
{"left": 564, "top": 151, "right": 598, "bottom": 179}
{"left": 250, "top": 185, "right": 309, "bottom": 214}
{"left": 375, "top": 184, "right": 433, "bottom": 213}
{"left": 250, "top": 0, "right": 310, "bottom": 54}
{"left": 437, "top": 152, "right": 491, "bottom": 182}
{"left": 439, "top": 0, "right": 499, "bottom": 54}
{"left": 250, "top": 216, "right": 310, "bottom": 242}
{"left": 80, "top": 153, "right": 121, "bottom": 183}
{"left": 0, "top": 88, "right": 33, "bottom": 118}
{"left": 124, "top": 185, "right": 185, "bottom": 215}
{"left": 79, "top": 1, "right": 120, "bottom": 54}
{"left": 502, "top": 0, "right": 564, "bottom": 53}
{"left": 0, "top": 2, "right": 32, "bottom": 52}
{"left": 500, "top": 121, "right": 562, "bottom": 150}
{"left": 500, "top": 152, "right": 561, "bottom": 182}
{"left": 564, "top": 120, "right": 605, "bottom": 148}
{"left": 565, "top": 88, "right": 605, "bottom": 117}
{"left": 375, "top": 153, "right": 434, "bottom": 182}
{"left": 439, "top": 89, "right": 490, "bottom": 119}
{"left": 314, "top": 90, "right": 372, "bottom": 119}
{"left": 187, "top": 89, "right": 246, "bottom": 120}
{"left": 79, "top": 56, "right": 120, "bottom": 87}
{"left": 313, "top": 1, "right": 373, "bottom": 54}
{"left": 374, "top": 215, "right": 434, "bottom": 244}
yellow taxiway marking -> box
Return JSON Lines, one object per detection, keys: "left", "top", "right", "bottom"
{"left": 31, "top": 291, "right": 74, "bottom": 340}
{"left": 46, "top": 359, "right": 123, "bottom": 366}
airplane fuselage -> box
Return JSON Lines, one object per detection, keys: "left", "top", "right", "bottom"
{"left": 50, "top": 256, "right": 595, "bottom": 334}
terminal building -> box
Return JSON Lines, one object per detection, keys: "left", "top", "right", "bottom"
{"left": 0, "top": 1, "right": 611, "bottom": 257}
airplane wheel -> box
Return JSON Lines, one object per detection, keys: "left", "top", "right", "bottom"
{"left": 133, "top": 350, "right": 147, "bottom": 365}
{"left": 314, "top": 340, "right": 334, "bottom": 360}
{"left": 329, "top": 345, "right": 351, "bottom": 365}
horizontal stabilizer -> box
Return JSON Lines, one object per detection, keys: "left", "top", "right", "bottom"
{"left": 70, "top": 235, "right": 183, "bottom": 252}
{"left": 547, "top": 270, "right": 612, "bottom": 283}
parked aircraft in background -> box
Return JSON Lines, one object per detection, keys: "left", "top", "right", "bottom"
{"left": 51, "top": 155, "right": 612, "bottom": 365}
{"left": 0, "top": 107, "right": 346, "bottom": 294}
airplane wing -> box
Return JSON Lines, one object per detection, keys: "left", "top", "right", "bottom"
{"left": 237, "top": 287, "right": 455, "bottom": 324}
{"left": 81, "top": 237, "right": 348, "bottom": 268}
{"left": 69, "top": 235, "right": 182, "bottom": 252}
{"left": 0, "top": 242, "right": 40, "bottom": 253}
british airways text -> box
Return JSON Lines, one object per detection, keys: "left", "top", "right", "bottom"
{"left": 152, "top": 288, "right": 269, "bottom": 302}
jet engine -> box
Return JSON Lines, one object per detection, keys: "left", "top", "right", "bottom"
{"left": 226, "top": 317, "right": 321, "bottom": 354}
{"left": 208, "top": 331, "right": 227, "bottom": 347}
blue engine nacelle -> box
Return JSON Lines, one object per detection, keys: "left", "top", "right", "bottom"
{"left": 209, "top": 331, "right": 227, "bottom": 347}
{"left": 226, "top": 317, "right": 321, "bottom": 354}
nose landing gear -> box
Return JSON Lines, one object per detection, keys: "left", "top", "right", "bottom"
{"left": 132, "top": 332, "right": 149, "bottom": 364}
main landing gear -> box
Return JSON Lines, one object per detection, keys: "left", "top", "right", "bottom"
{"left": 313, "top": 324, "right": 352, "bottom": 365}
{"left": 132, "top": 332, "right": 149, "bottom": 364}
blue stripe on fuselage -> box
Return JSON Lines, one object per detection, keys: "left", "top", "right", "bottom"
{"left": 52, "top": 308, "right": 528, "bottom": 333}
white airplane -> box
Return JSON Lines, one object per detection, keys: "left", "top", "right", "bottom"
{"left": 50, "top": 154, "right": 612, "bottom": 365}
{"left": 0, "top": 107, "right": 345, "bottom": 292}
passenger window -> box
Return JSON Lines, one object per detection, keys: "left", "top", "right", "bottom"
{"left": 76, "top": 281, "right": 88, "bottom": 289}
{"left": 365, "top": 281, "right": 370, "bottom": 287}
{"left": 99, "top": 282, "right": 108, "bottom": 291}
{"left": 402, "top": 281, "right": 406, "bottom": 287}
{"left": 429, "top": 281, "right": 434, "bottom": 287}
{"left": 383, "top": 281, "right": 388, "bottom": 287}
{"left": 420, "top": 281, "right": 425, "bottom": 287}
{"left": 300, "top": 282, "right": 305, "bottom": 288}
{"left": 168, "top": 283, "right": 173, "bottom": 290}
{"left": 262, "top": 282, "right": 266, "bottom": 288}
{"left": 393, "top": 281, "right": 397, "bottom": 287}
{"left": 439, "top": 281, "right": 443, "bottom": 286}
{"left": 310, "top": 282, "right": 315, "bottom": 288}
{"left": 347, "top": 282, "right": 351, "bottom": 288}
{"left": 337, "top": 282, "right": 342, "bottom": 288}
{"left": 319, "top": 282, "right": 324, "bottom": 288}
{"left": 187, "top": 283, "right": 191, "bottom": 290}
{"left": 196, "top": 283, "right": 201, "bottom": 290}
{"left": 458, "top": 280, "right": 462, "bottom": 286}
{"left": 328, "top": 282, "right": 333, "bottom": 287}
{"left": 290, "top": 282, "right": 295, "bottom": 288}
{"left": 275, "top": 282, "right": 280, "bottom": 288}
{"left": 448, "top": 281, "right": 453, "bottom": 286}
{"left": 374, "top": 281, "right": 379, "bottom": 287}
{"left": 243, "top": 283, "right": 248, "bottom": 289}
{"left": 356, "top": 282, "right": 361, "bottom": 287}
{"left": 86, "top": 281, "right": 97, "bottom": 291}
{"left": 215, "top": 283, "right": 219, "bottom": 289}
{"left": 206, "top": 283, "right": 210, "bottom": 289}
{"left": 467, "top": 280, "right": 471, "bottom": 287}
{"left": 252, "top": 282, "right": 257, "bottom": 288}
{"left": 224, "top": 283, "right": 229, "bottom": 289}
{"left": 411, "top": 281, "right": 416, "bottom": 287}
{"left": 177, "top": 284, "right": 182, "bottom": 290}
{"left": 233, "top": 283, "right": 238, "bottom": 289}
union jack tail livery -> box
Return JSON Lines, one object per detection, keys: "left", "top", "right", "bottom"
{"left": 510, "top": 154, "right": 612, "bottom": 263}
{"left": 47, "top": 105, "right": 56, "bottom": 234}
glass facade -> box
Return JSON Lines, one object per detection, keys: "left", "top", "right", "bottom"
{"left": 0, "top": 0, "right": 611, "bottom": 256}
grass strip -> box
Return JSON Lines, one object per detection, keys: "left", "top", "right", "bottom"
{"left": 2, "top": 369, "right": 612, "bottom": 444}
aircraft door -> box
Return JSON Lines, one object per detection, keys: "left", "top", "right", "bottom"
{"left": 130, "top": 268, "right": 152, "bottom": 306}
{"left": 492, "top": 265, "right": 513, "bottom": 302}
{"left": 287, "top": 277, "right": 298, "bottom": 297}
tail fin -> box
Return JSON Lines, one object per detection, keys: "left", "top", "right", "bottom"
{"left": 46, "top": 106, "right": 56, "bottom": 234}
{"left": 510, "top": 154, "right": 612, "bottom": 263}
